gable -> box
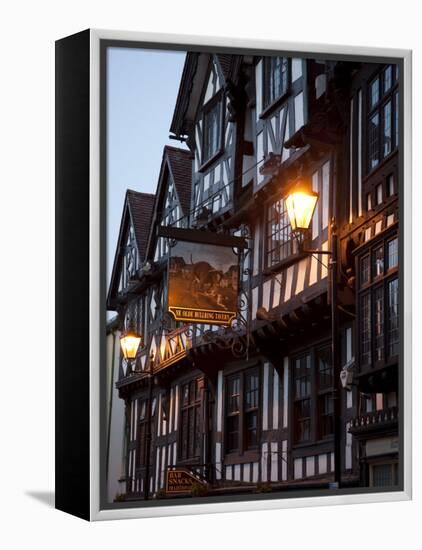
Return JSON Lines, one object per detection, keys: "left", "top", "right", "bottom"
{"left": 107, "top": 191, "right": 155, "bottom": 309}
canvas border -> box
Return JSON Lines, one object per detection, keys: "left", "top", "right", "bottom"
{"left": 89, "top": 29, "right": 412, "bottom": 521}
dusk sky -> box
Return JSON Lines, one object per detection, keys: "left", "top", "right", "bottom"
{"left": 106, "top": 47, "right": 187, "bottom": 289}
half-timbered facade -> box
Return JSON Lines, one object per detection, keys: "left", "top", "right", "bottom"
{"left": 107, "top": 53, "right": 400, "bottom": 500}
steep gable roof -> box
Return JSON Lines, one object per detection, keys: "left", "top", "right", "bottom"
{"left": 164, "top": 146, "right": 192, "bottom": 215}
{"left": 126, "top": 190, "right": 155, "bottom": 261}
{"left": 145, "top": 146, "right": 193, "bottom": 259}
{"left": 170, "top": 53, "right": 243, "bottom": 140}
{"left": 107, "top": 190, "right": 155, "bottom": 309}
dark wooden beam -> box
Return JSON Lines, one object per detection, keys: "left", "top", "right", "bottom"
{"left": 157, "top": 225, "right": 248, "bottom": 249}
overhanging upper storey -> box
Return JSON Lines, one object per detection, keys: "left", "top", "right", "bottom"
{"left": 170, "top": 52, "right": 246, "bottom": 227}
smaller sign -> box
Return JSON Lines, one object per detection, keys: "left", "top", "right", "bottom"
{"left": 165, "top": 467, "right": 205, "bottom": 495}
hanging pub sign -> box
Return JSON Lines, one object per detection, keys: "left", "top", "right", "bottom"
{"left": 158, "top": 226, "right": 245, "bottom": 326}
{"left": 168, "top": 240, "right": 239, "bottom": 325}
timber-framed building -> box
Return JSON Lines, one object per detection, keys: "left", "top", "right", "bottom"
{"left": 107, "top": 53, "right": 400, "bottom": 500}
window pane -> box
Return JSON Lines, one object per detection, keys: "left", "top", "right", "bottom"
{"left": 382, "top": 101, "right": 392, "bottom": 158}
{"left": 394, "top": 91, "right": 399, "bottom": 148}
{"left": 376, "top": 183, "right": 383, "bottom": 205}
{"left": 267, "top": 198, "right": 294, "bottom": 265}
{"left": 227, "top": 415, "right": 239, "bottom": 452}
{"left": 181, "top": 409, "right": 189, "bottom": 459}
{"left": 204, "top": 102, "right": 221, "bottom": 161}
{"left": 367, "top": 192, "right": 372, "bottom": 211}
{"left": 295, "top": 399, "right": 310, "bottom": 443}
{"left": 369, "top": 113, "right": 379, "bottom": 169}
{"left": 245, "top": 411, "right": 258, "bottom": 449}
{"left": 370, "top": 77, "right": 379, "bottom": 108}
{"left": 373, "top": 245, "right": 384, "bottom": 278}
{"left": 182, "top": 383, "right": 189, "bottom": 406}
{"left": 374, "top": 286, "right": 384, "bottom": 362}
{"left": 387, "top": 174, "right": 395, "bottom": 197}
{"left": 361, "top": 293, "right": 371, "bottom": 366}
{"left": 318, "top": 347, "right": 333, "bottom": 389}
{"left": 294, "top": 355, "right": 311, "bottom": 397}
{"left": 361, "top": 255, "right": 370, "bottom": 285}
{"left": 194, "top": 405, "right": 202, "bottom": 457}
{"left": 267, "top": 57, "right": 288, "bottom": 105}
{"left": 388, "top": 279, "right": 399, "bottom": 357}
{"left": 245, "top": 372, "right": 259, "bottom": 409}
{"left": 294, "top": 355, "right": 311, "bottom": 443}
{"left": 383, "top": 65, "right": 392, "bottom": 93}
{"left": 319, "top": 394, "right": 334, "bottom": 438}
{"left": 388, "top": 238, "right": 398, "bottom": 269}
{"left": 228, "top": 376, "right": 240, "bottom": 413}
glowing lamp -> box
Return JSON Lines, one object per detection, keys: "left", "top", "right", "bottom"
{"left": 120, "top": 330, "right": 142, "bottom": 360}
{"left": 285, "top": 186, "right": 319, "bottom": 232}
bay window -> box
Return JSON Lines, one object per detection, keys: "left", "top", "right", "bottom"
{"left": 358, "top": 233, "right": 399, "bottom": 369}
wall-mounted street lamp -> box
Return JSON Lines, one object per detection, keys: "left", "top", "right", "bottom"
{"left": 285, "top": 183, "right": 319, "bottom": 233}
{"left": 120, "top": 328, "right": 142, "bottom": 363}
{"left": 285, "top": 182, "right": 342, "bottom": 490}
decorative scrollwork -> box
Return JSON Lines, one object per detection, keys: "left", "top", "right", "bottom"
{"left": 183, "top": 325, "right": 195, "bottom": 339}
{"left": 240, "top": 223, "right": 252, "bottom": 239}
{"left": 161, "top": 311, "right": 175, "bottom": 331}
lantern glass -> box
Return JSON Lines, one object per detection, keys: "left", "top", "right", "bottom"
{"left": 285, "top": 189, "right": 319, "bottom": 231}
{"left": 120, "top": 331, "right": 142, "bottom": 360}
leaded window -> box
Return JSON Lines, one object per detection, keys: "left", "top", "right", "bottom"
{"left": 225, "top": 367, "right": 260, "bottom": 454}
{"left": 136, "top": 400, "right": 148, "bottom": 467}
{"left": 293, "top": 354, "right": 311, "bottom": 443}
{"left": 318, "top": 346, "right": 333, "bottom": 390}
{"left": 387, "top": 237, "right": 398, "bottom": 270}
{"left": 374, "top": 286, "right": 384, "bottom": 362}
{"left": 373, "top": 245, "right": 384, "bottom": 278}
{"left": 388, "top": 278, "right": 399, "bottom": 357}
{"left": 361, "top": 255, "right": 370, "bottom": 286}
{"left": 226, "top": 376, "right": 240, "bottom": 452}
{"left": 318, "top": 394, "right": 334, "bottom": 440}
{"left": 179, "top": 379, "right": 202, "bottom": 461}
{"left": 203, "top": 95, "right": 223, "bottom": 163}
{"left": 263, "top": 56, "right": 289, "bottom": 108}
{"left": 317, "top": 346, "right": 334, "bottom": 440}
{"left": 245, "top": 371, "right": 259, "bottom": 449}
{"left": 266, "top": 198, "right": 297, "bottom": 266}
{"left": 361, "top": 293, "right": 372, "bottom": 366}
{"left": 358, "top": 235, "right": 399, "bottom": 368}
{"left": 367, "top": 65, "right": 399, "bottom": 173}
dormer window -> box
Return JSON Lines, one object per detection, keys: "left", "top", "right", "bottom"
{"left": 263, "top": 56, "right": 289, "bottom": 109}
{"left": 202, "top": 92, "right": 223, "bottom": 165}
